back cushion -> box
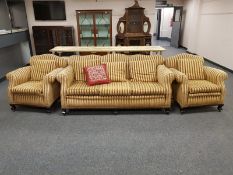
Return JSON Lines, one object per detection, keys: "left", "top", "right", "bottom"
{"left": 101, "top": 54, "right": 128, "bottom": 62}
{"left": 31, "top": 60, "right": 57, "bottom": 81}
{"left": 105, "top": 62, "right": 127, "bottom": 82}
{"left": 177, "top": 59, "right": 205, "bottom": 80}
{"left": 130, "top": 54, "right": 165, "bottom": 64}
{"left": 68, "top": 57, "right": 100, "bottom": 81}
{"left": 129, "top": 59, "right": 158, "bottom": 82}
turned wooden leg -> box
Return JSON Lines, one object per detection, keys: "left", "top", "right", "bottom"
{"left": 217, "top": 104, "right": 224, "bottom": 112}
{"left": 10, "top": 104, "right": 16, "bottom": 112}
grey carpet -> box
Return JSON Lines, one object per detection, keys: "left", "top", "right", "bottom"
{"left": 0, "top": 54, "right": 233, "bottom": 174}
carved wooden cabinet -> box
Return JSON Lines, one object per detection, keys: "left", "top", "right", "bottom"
{"left": 32, "top": 26, "right": 74, "bottom": 55}
{"left": 116, "top": 0, "right": 151, "bottom": 46}
{"left": 76, "top": 10, "right": 112, "bottom": 47}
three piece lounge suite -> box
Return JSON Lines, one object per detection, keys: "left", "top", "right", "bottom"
{"left": 6, "top": 53, "right": 228, "bottom": 115}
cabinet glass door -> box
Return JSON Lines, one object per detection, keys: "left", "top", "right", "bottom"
{"left": 95, "top": 12, "right": 111, "bottom": 46}
{"left": 79, "top": 13, "right": 94, "bottom": 46}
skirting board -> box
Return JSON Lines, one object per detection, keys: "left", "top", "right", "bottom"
{"left": 186, "top": 51, "right": 233, "bottom": 74}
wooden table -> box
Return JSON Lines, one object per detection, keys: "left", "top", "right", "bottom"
{"left": 50, "top": 46, "right": 166, "bottom": 56}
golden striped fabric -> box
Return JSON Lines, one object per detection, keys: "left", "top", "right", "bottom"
{"left": 177, "top": 59, "right": 205, "bottom": 80}
{"left": 11, "top": 81, "right": 43, "bottom": 95}
{"left": 204, "top": 66, "right": 228, "bottom": 85}
{"left": 69, "top": 58, "right": 100, "bottom": 81}
{"left": 64, "top": 95, "right": 167, "bottom": 109}
{"left": 129, "top": 60, "right": 158, "bottom": 82}
{"left": 99, "top": 82, "right": 131, "bottom": 96}
{"left": 165, "top": 53, "right": 204, "bottom": 69}
{"left": 69, "top": 54, "right": 100, "bottom": 61}
{"left": 101, "top": 54, "right": 128, "bottom": 63}
{"left": 31, "top": 60, "right": 57, "bottom": 81}
{"left": 130, "top": 54, "right": 164, "bottom": 63}
{"left": 188, "top": 80, "right": 221, "bottom": 94}
{"left": 66, "top": 81, "right": 100, "bottom": 96}
{"left": 105, "top": 62, "right": 128, "bottom": 82}
{"left": 129, "top": 82, "right": 166, "bottom": 95}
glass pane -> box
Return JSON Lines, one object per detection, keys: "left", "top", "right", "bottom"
{"left": 79, "top": 13, "right": 94, "bottom": 46}
{"left": 80, "top": 38, "right": 94, "bottom": 46}
{"left": 95, "top": 12, "right": 111, "bottom": 46}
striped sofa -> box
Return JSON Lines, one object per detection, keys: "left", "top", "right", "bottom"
{"left": 6, "top": 54, "right": 67, "bottom": 111}
{"left": 56, "top": 54, "right": 175, "bottom": 115}
{"left": 165, "top": 53, "right": 228, "bottom": 113}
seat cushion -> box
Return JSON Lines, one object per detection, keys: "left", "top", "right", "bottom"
{"left": 129, "top": 59, "right": 158, "bottom": 82}
{"left": 66, "top": 81, "right": 100, "bottom": 96}
{"left": 177, "top": 59, "right": 205, "bottom": 80}
{"left": 105, "top": 62, "right": 128, "bottom": 82}
{"left": 99, "top": 82, "right": 131, "bottom": 96}
{"left": 11, "top": 81, "right": 43, "bottom": 95}
{"left": 31, "top": 60, "right": 57, "bottom": 81}
{"left": 188, "top": 80, "right": 221, "bottom": 94}
{"left": 129, "top": 82, "right": 166, "bottom": 95}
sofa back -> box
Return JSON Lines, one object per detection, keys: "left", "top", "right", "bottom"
{"left": 30, "top": 54, "right": 68, "bottom": 81}
{"left": 68, "top": 54, "right": 165, "bottom": 82}
{"left": 165, "top": 53, "right": 205, "bottom": 80}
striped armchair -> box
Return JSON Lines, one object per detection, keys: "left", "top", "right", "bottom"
{"left": 165, "top": 53, "right": 228, "bottom": 113}
{"left": 6, "top": 54, "right": 67, "bottom": 112}
{"left": 56, "top": 54, "right": 174, "bottom": 115}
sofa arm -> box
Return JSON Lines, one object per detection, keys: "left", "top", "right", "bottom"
{"left": 157, "top": 65, "right": 175, "bottom": 85}
{"left": 204, "top": 66, "right": 228, "bottom": 85}
{"left": 43, "top": 68, "right": 64, "bottom": 84}
{"left": 170, "top": 68, "right": 188, "bottom": 83}
{"left": 6, "top": 66, "right": 31, "bottom": 86}
{"left": 56, "top": 66, "right": 74, "bottom": 88}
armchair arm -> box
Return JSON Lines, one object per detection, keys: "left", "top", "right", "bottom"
{"left": 157, "top": 65, "right": 175, "bottom": 85}
{"left": 170, "top": 68, "right": 188, "bottom": 83}
{"left": 204, "top": 66, "right": 228, "bottom": 85}
{"left": 6, "top": 66, "right": 31, "bottom": 87}
{"left": 43, "top": 68, "right": 64, "bottom": 84}
{"left": 56, "top": 66, "right": 74, "bottom": 88}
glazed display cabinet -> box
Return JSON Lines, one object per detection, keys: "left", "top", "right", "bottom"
{"left": 76, "top": 10, "right": 112, "bottom": 47}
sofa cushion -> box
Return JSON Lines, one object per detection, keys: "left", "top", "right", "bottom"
{"left": 99, "top": 82, "right": 131, "bottom": 96}
{"left": 188, "top": 80, "right": 221, "bottom": 94}
{"left": 130, "top": 54, "right": 164, "bottom": 64}
{"left": 129, "top": 59, "right": 158, "bottom": 82}
{"left": 31, "top": 60, "right": 57, "bottom": 81}
{"left": 66, "top": 81, "right": 100, "bottom": 96}
{"left": 105, "top": 62, "right": 127, "bottom": 82}
{"left": 129, "top": 82, "right": 166, "bottom": 95}
{"left": 101, "top": 54, "right": 128, "bottom": 63}
{"left": 84, "top": 64, "right": 110, "bottom": 86}
{"left": 177, "top": 59, "right": 205, "bottom": 80}
{"left": 69, "top": 58, "right": 100, "bottom": 81}
{"left": 11, "top": 81, "right": 43, "bottom": 95}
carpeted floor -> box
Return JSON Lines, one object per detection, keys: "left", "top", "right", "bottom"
{"left": 0, "top": 47, "right": 233, "bottom": 174}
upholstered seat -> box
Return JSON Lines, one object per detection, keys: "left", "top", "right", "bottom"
{"left": 99, "top": 82, "right": 131, "bottom": 96}
{"left": 66, "top": 81, "right": 100, "bottom": 96}
{"left": 129, "top": 82, "right": 166, "bottom": 95}
{"left": 6, "top": 54, "right": 67, "bottom": 110}
{"left": 11, "top": 81, "right": 43, "bottom": 95}
{"left": 165, "top": 53, "right": 228, "bottom": 112}
{"left": 188, "top": 80, "right": 221, "bottom": 94}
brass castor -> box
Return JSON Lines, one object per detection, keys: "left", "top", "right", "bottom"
{"left": 10, "top": 104, "right": 16, "bottom": 112}
{"left": 217, "top": 104, "right": 224, "bottom": 112}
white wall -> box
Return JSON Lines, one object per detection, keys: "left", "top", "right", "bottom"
{"left": 181, "top": 0, "right": 233, "bottom": 70}
{"left": 24, "top": 0, "right": 156, "bottom": 54}
{"left": 160, "top": 7, "right": 174, "bottom": 38}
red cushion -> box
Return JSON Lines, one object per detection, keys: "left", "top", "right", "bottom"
{"left": 84, "top": 64, "right": 111, "bottom": 86}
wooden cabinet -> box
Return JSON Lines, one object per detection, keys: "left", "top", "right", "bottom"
{"left": 116, "top": 0, "right": 151, "bottom": 47}
{"left": 32, "top": 26, "right": 74, "bottom": 55}
{"left": 76, "top": 10, "right": 112, "bottom": 47}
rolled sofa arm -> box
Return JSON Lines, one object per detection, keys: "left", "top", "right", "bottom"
{"left": 43, "top": 68, "right": 64, "bottom": 84}
{"left": 157, "top": 65, "right": 175, "bottom": 85}
{"left": 56, "top": 65, "right": 74, "bottom": 88}
{"left": 169, "top": 68, "right": 188, "bottom": 83}
{"left": 204, "top": 66, "right": 228, "bottom": 85}
{"left": 6, "top": 66, "right": 31, "bottom": 87}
